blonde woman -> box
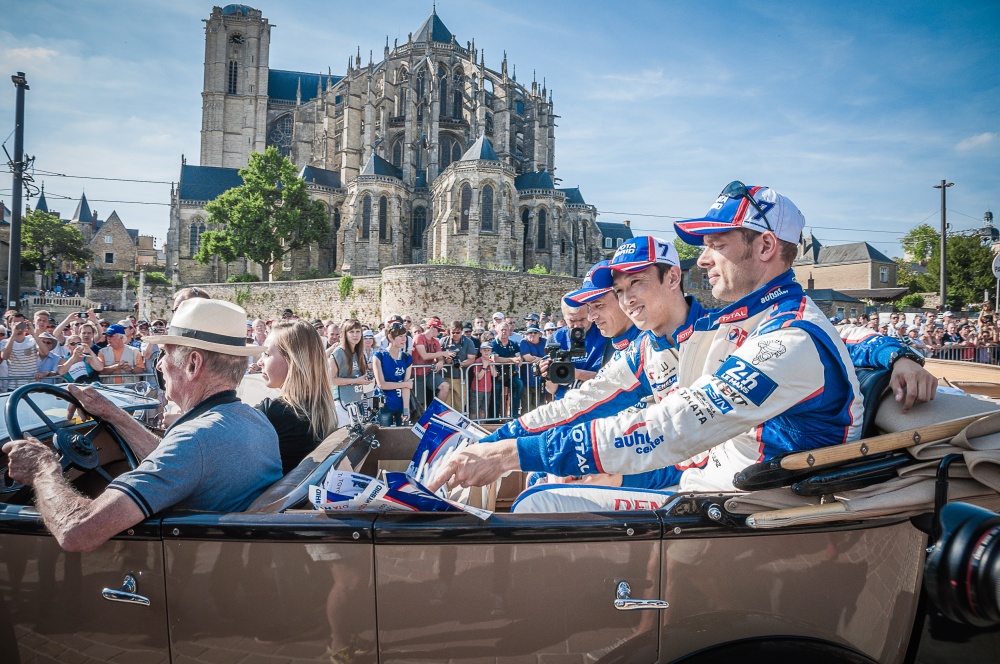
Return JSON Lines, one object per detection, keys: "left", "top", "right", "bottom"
{"left": 330, "top": 319, "right": 374, "bottom": 424}
{"left": 256, "top": 320, "right": 339, "bottom": 473}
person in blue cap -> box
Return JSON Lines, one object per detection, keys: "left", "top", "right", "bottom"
{"left": 431, "top": 182, "right": 935, "bottom": 499}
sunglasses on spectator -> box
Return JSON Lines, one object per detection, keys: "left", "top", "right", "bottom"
{"left": 720, "top": 180, "right": 773, "bottom": 232}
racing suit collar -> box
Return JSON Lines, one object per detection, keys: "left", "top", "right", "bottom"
{"left": 695, "top": 270, "right": 803, "bottom": 332}
{"left": 611, "top": 325, "right": 642, "bottom": 351}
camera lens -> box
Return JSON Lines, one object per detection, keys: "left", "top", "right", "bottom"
{"left": 550, "top": 362, "right": 572, "bottom": 384}
{"left": 925, "top": 502, "right": 1000, "bottom": 627}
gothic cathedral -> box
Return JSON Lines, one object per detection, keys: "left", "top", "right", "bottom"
{"left": 167, "top": 4, "right": 627, "bottom": 283}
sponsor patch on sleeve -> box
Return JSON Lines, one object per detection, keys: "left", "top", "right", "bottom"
{"left": 714, "top": 356, "right": 778, "bottom": 407}
{"left": 699, "top": 383, "right": 734, "bottom": 414}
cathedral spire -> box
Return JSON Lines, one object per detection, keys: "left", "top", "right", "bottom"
{"left": 296, "top": 77, "right": 302, "bottom": 105}
{"left": 385, "top": 36, "right": 390, "bottom": 58}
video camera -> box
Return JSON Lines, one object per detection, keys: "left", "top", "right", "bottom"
{"left": 544, "top": 326, "right": 587, "bottom": 385}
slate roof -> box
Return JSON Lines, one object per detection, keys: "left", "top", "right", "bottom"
{"left": 268, "top": 70, "right": 341, "bottom": 104}
{"left": 360, "top": 153, "right": 403, "bottom": 179}
{"left": 178, "top": 164, "right": 244, "bottom": 202}
{"left": 35, "top": 188, "right": 48, "bottom": 213}
{"left": 413, "top": 9, "right": 453, "bottom": 43}
{"left": 514, "top": 169, "right": 554, "bottom": 190}
{"left": 680, "top": 257, "right": 698, "bottom": 271}
{"left": 559, "top": 187, "right": 586, "bottom": 205}
{"left": 72, "top": 192, "right": 93, "bottom": 224}
{"left": 837, "top": 287, "right": 910, "bottom": 301}
{"left": 804, "top": 288, "right": 864, "bottom": 303}
{"left": 460, "top": 134, "right": 499, "bottom": 162}
{"left": 300, "top": 165, "right": 342, "bottom": 189}
{"left": 814, "top": 241, "right": 894, "bottom": 265}
{"left": 596, "top": 221, "right": 633, "bottom": 243}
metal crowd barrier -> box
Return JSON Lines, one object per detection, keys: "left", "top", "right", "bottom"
{"left": 407, "top": 362, "right": 550, "bottom": 424}
{"left": 931, "top": 345, "right": 1000, "bottom": 365}
{"left": 0, "top": 372, "right": 160, "bottom": 392}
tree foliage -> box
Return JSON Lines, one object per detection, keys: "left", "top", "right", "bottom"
{"left": 196, "top": 147, "right": 330, "bottom": 281}
{"left": 673, "top": 238, "right": 702, "bottom": 261}
{"left": 900, "top": 224, "right": 939, "bottom": 264}
{"left": 21, "top": 208, "right": 93, "bottom": 276}
{"left": 901, "top": 234, "right": 995, "bottom": 309}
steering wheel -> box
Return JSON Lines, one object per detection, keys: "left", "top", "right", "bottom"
{"left": 1, "top": 383, "right": 139, "bottom": 493}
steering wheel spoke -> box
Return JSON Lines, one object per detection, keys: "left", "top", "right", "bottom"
{"left": 5, "top": 383, "right": 139, "bottom": 487}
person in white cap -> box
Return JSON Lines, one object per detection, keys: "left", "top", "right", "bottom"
{"left": 432, "top": 182, "right": 935, "bottom": 501}
{"left": 3, "top": 298, "right": 281, "bottom": 552}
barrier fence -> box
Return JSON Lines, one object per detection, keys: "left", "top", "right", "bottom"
{"left": 403, "top": 362, "right": 552, "bottom": 424}
{"left": 1, "top": 372, "right": 159, "bottom": 392}
{"left": 930, "top": 345, "right": 1000, "bottom": 365}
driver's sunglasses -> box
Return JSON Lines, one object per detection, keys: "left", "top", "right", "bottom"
{"left": 720, "top": 180, "right": 773, "bottom": 232}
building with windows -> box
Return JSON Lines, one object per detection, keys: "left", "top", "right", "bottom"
{"left": 792, "top": 232, "right": 907, "bottom": 303}
{"left": 166, "top": 4, "right": 629, "bottom": 282}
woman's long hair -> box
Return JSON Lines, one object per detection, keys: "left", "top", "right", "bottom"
{"left": 268, "top": 320, "right": 338, "bottom": 439}
{"left": 338, "top": 318, "right": 368, "bottom": 376}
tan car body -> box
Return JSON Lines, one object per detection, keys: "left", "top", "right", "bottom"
{"left": 2, "top": 421, "right": 935, "bottom": 664}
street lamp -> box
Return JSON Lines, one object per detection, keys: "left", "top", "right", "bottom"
{"left": 933, "top": 180, "right": 954, "bottom": 311}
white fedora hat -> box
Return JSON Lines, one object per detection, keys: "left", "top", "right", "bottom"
{"left": 156, "top": 299, "right": 258, "bottom": 356}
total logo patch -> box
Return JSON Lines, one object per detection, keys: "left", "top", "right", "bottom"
{"left": 714, "top": 356, "right": 778, "bottom": 407}
{"left": 676, "top": 325, "right": 694, "bottom": 343}
{"left": 726, "top": 326, "right": 748, "bottom": 347}
{"left": 718, "top": 307, "right": 749, "bottom": 324}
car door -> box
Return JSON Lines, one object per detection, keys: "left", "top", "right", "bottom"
{"left": 656, "top": 500, "right": 926, "bottom": 663}
{"left": 0, "top": 505, "right": 170, "bottom": 664}
{"left": 374, "top": 510, "right": 663, "bottom": 663}
{"left": 159, "top": 510, "right": 378, "bottom": 663}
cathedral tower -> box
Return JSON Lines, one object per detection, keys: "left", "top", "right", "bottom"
{"left": 200, "top": 4, "right": 271, "bottom": 168}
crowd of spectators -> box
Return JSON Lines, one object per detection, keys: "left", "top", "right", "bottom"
{"left": 242, "top": 307, "right": 572, "bottom": 425}
{"left": 835, "top": 302, "right": 999, "bottom": 364}
{"left": 0, "top": 308, "right": 165, "bottom": 390}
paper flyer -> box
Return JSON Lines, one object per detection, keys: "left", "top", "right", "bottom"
{"left": 309, "top": 469, "right": 491, "bottom": 519}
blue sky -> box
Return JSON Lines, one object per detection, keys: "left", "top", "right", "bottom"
{"left": 1, "top": 1, "right": 997, "bottom": 258}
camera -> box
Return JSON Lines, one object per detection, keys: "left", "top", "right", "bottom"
{"left": 545, "top": 326, "right": 587, "bottom": 385}
{"left": 924, "top": 502, "right": 1000, "bottom": 626}
{"left": 79, "top": 312, "right": 88, "bottom": 319}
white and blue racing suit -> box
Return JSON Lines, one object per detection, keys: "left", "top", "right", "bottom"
{"left": 498, "top": 271, "right": 908, "bottom": 492}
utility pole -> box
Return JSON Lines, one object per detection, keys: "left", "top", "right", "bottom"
{"left": 6, "top": 72, "right": 29, "bottom": 310}
{"left": 933, "top": 179, "right": 953, "bottom": 311}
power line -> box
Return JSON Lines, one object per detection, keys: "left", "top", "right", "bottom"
{"left": 0, "top": 188, "right": 170, "bottom": 206}
{"left": 29, "top": 168, "right": 175, "bottom": 186}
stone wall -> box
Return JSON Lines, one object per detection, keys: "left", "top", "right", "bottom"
{"left": 380, "top": 265, "right": 578, "bottom": 323}
{"left": 186, "top": 265, "right": 580, "bottom": 325}
{"left": 189, "top": 276, "right": 382, "bottom": 323}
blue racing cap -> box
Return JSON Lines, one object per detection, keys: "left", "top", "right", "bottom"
{"left": 674, "top": 182, "right": 805, "bottom": 246}
{"left": 564, "top": 260, "right": 614, "bottom": 306}
{"left": 589, "top": 237, "right": 680, "bottom": 287}
{"left": 105, "top": 324, "right": 126, "bottom": 336}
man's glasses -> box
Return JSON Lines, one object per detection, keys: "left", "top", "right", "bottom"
{"left": 720, "top": 180, "right": 773, "bottom": 232}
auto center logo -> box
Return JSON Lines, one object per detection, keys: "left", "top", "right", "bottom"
{"left": 614, "top": 426, "right": 664, "bottom": 454}
{"left": 759, "top": 287, "right": 788, "bottom": 305}
{"left": 718, "top": 307, "right": 748, "bottom": 324}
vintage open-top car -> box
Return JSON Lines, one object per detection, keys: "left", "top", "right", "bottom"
{"left": 2, "top": 373, "right": 1000, "bottom": 663}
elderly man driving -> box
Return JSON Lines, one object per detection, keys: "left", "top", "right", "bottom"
{"left": 2, "top": 299, "right": 280, "bottom": 552}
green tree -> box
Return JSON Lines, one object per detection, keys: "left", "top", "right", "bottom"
{"left": 900, "top": 224, "right": 938, "bottom": 265}
{"left": 196, "top": 147, "right": 329, "bottom": 281}
{"left": 21, "top": 208, "right": 93, "bottom": 280}
{"left": 906, "top": 234, "right": 995, "bottom": 309}
{"left": 673, "top": 238, "right": 701, "bottom": 261}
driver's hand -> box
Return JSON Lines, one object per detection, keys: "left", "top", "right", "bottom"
{"left": 66, "top": 384, "right": 124, "bottom": 422}
{"left": 426, "top": 439, "right": 520, "bottom": 493}
{"left": 2, "top": 437, "right": 59, "bottom": 486}
{"left": 890, "top": 358, "right": 938, "bottom": 413}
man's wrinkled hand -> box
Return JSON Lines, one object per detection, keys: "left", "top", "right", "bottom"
{"left": 66, "top": 384, "right": 124, "bottom": 422}
{"left": 426, "top": 440, "right": 520, "bottom": 493}
{"left": 2, "top": 437, "right": 59, "bottom": 485}
{"left": 890, "top": 358, "right": 938, "bottom": 413}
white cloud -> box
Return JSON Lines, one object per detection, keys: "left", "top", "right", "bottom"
{"left": 1, "top": 46, "right": 58, "bottom": 63}
{"left": 955, "top": 132, "right": 998, "bottom": 153}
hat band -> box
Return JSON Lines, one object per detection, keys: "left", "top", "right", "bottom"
{"left": 168, "top": 325, "right": 247, "bottom": 347}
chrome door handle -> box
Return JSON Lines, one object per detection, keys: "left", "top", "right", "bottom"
{"left": 614, "top": 581, "right": 668, "bottom": 611}
{"left": 101, "top": 573, "right": 150, "bottom": 607}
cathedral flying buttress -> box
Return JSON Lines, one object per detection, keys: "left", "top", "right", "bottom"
{"left": 166, "top": 4, "right": 627, "bottom": 284}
